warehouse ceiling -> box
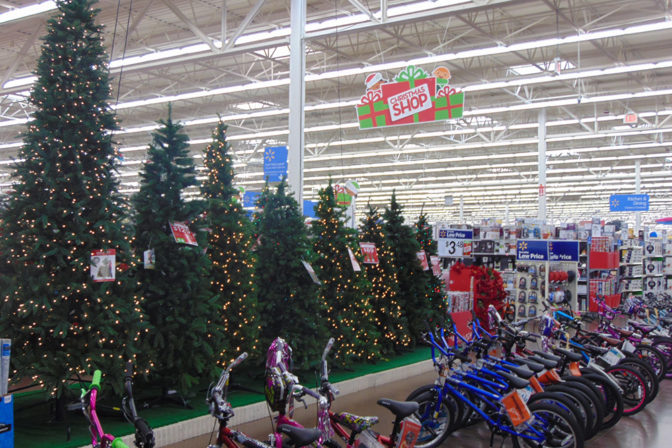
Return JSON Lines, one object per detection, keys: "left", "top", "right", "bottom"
{"left": 0, "top": 0, "right": 671, "bottom": 225}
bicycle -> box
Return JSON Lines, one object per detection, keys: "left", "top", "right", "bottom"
{"left": 207, "top": 352, "right": 321, "bottom": 448}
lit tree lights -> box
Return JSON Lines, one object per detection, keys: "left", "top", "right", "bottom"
{"left": 132, "top": 107, "right": 225, "bottom": 392}
{"left": 383, "top": 192, "right": 434, "bottom": 345}
{"left": 201, "top": 120, "right": 259, "bottom": 363}
{"left": 360, "top": 205, "right": 410, "bottom": 355}
{"left": 311, "top": 184, "right": 380, "bottom": 364}
{"left": 254, "top": 180, "right": 326, "bottom": 369}
{"left": 415, "top": 213, "right": 447, "bottom": 319}
{"left": 0, "top": 0, "right": 144, "bottom": 397}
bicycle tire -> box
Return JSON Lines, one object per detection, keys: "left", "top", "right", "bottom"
{"left": 407, "top": 389, "right": 455, "bottom": 448}
{"left": 604, "top": 365, "right": 647, "bottom": 415}
{"left": 633, "top": 344, "right": 667, "bottom": 381}
{"left": 514, "top": 401, "right": 584, "bottom": 448}
{"left": 543, "top": 384, "right": 595, "bottom": 440}
{"left": 650, "top": 337, "right": 672, "bottom": 379}
{"left": 580, "top": 373, "right": 623, "bottom": 430}
{"left": 560, "top": 377, "right": 606, "bottom": 431}
{"left": 526, "top": 392, "right": 585, "bottom": 441}
{"left": 619, "top": 357, "right": 658, "bottom": 403}
{"left": 406, "top": 384, "right": 459, "bottom": 432}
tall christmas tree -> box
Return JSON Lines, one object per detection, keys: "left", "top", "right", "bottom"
{"left": 415, "top": 213, "right": 446, "bottom": 319}
{"left": 383, "top": 192, "right": 433, "bottom": 344}
{"left": 201, "top": 120, "right": 259, "bottom": 363}
{"left": 0, "top": 0, "right": 144, "bottom": 396}
{"left": 254, "top": 181, "right": 327, "bottom": 369}
{"left": 132, "top": 108, "right": 224, "bottom": 392}
{"left": 311, "top": 184, "right": 380, "bottom": 364}
{"left": 360, "top": 205, "right": 411, "bottom": 355}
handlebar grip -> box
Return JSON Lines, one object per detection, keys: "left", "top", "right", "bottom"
{"left": 90, "top": 370, "right": 102, "bottom": 391}
{"left": 125, "top": 361, "right": 133, "bottom": 380}
{"left": 323, "top": 338, "right": 335, "bottom": 360}
{"left": 231, "top": 352, "right": 248, "bottom": 370}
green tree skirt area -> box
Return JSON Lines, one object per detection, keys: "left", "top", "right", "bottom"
{"left": 15, "top": 347, "right": 428, "bottom": 448}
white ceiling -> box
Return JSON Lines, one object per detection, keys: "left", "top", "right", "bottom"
{"left": 1, "top": 0, "right": 671, "bottom": 225}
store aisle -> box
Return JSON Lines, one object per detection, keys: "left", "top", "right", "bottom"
{"left": 168, "top": 369, "right": 672, "bottom": 448}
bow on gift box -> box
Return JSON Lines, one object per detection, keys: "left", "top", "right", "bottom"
{"left": 359, "top": 89, "right": 383, "bottom": 105}
{"left": 394, "top": 65, "right": 429, "bottom": 82}
{"left": 436, "top": 86, "right": 458, "bottom": 98}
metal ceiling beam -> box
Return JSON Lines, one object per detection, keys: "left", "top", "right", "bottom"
{"left": 347, "top": 0, "right": 380, "bottom": 24}
{"left": 160, "top": 0, "right": 218, "bottom": 52}
{"left": 223, "top": 0, "right": 265, "bottom": 50}
{"left": 0, "top": 24, "right": 41, "bottom": 88}
{"left": 125, "top": 0, "right": 154, "bottom": 42}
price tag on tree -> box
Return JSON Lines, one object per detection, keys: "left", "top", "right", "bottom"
{"left": 359, "top": 242, "right": 379, "bottom": 264}
{"left": 416, "top": 251, "right": 430, "bottom": 270}
{"left": 169, "top": 221, "right": 198, "bottom": 246}
{"left": 347, "top": 247, "right": 362, "bottom": 272}
{"left": 90, "top": 249, "right": 116, "bottom": 282}
{"left": 437, "top": 229, "right": 473, "bottom": 257}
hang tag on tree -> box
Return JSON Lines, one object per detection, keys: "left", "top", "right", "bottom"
{"left": 91, "top": 249, "right": 116, "bottom": 282}
{"left": 302, "top": 260, "right": 321, "bottom": 285}
{"left": 359, "top": 242, "right": 379, "bottom": 264}
{"left": 416, "top": 251, "right": 430, "bottom": 270}
{"left": 430, "top": 255, "right": 442, "bottom": 276}
{"left": 347, "top": 247, "right": 362, "bottom": 272}
{"left": 169, "top": 221, "right": 198, "bottom": 246}
{"left": 143, "top": 249, "right": 155, "bottom": 269}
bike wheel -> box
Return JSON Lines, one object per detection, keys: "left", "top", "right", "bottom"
{"left": 651, "top": 337, "right": 672, "bottom": 379}
{"left": 634, "top": 344, "right": 667, "bottom": 381}
{"left": 527, "top": 392, "right": 585, "bottom": 441}
{"left": 619, "top": 358, "right": 658, "bottom": 403}
{"left": 408, "top": 389, "right": 455, "bottom": 448}
{"left": 406, "top": 385, "right": 459, "bottom": 432}
{"left": 604, "top": 365, "right": 647, "bottom": 415}
{"left": 580, "top": 373, "right": 623, "bottom": 430}
{"left": 558, "top": 379, "right": 604, "bottom": 438}
{"left": 515, "top": 401, "right": 584, "bottom": 448}
{"left": 543, "top": 384, "right": 595, "bottom": 440}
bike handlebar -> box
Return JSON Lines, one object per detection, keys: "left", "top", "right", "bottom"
{"left": 89, "top": 370, "right": 102, "bottom": 392}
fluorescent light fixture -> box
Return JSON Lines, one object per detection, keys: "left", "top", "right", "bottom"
{"left": 0, "top": 1, "right": 55, "bottom": 25}
{"left": 2, "top": 76, "right": 36, "bottom": 89}
{"left": 509, "top": 59, "right": 576, "bottom": 76}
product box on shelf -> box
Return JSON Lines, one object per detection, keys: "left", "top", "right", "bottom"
{"left": 644, "top": 240, "right": 663, "bottom": 257}
{"left": 0, "top": 394, "right": 12, "bottom": 448}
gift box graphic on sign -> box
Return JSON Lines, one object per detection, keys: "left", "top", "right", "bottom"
{"left": 356, "top": 65, "right": 465, "bottom": 129}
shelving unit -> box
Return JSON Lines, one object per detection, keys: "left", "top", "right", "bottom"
{"left": 589, "top": 236, "right": 620, "bottom": 311}
{"left": 620, "top": 244, "right": 643, "bottom": 298}
{"left": 643, "top": 239, "right": 665, "bottom": 294}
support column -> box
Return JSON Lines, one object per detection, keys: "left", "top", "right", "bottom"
{"left": 459, "top": 197, "right": 464, "bottom": 222}
{"left": 288, "top": 0, "right": 306, "bottom": 209}
{"left": 635, "top": 160, "right": 641, "bottom": 233}
{"left": 538, "top": 109, "right": 547, "bottom": 222}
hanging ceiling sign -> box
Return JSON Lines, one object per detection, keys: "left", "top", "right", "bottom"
{"left": 356, "top": 65, "right": 465, "bottom": 130}
{"left": 609, "top": 194, "right": 649, "bottom": 212}
{"left": 263, "top": 146, "right": 288, "bottom": 182}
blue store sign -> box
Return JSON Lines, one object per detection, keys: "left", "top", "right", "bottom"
{"left": 549, "top": 240, "right": 579, "bottom": 262}
{"left": 263, "top": 146, "right": 288, "bottom": 182}
{"left": 517, "top": 240, "right": 549, "bottom": 261}
{"left": 609, "top": 194, "right": 649, "bottom": 212}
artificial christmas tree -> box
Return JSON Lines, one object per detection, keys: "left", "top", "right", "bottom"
{"left": 383, "top": 192, "right": 433, "bottom": 344}
{"left": 360, "top": 205, "right": 410, "bottom": 355}
{"left": 0, "top": 0, "right": 144, "bottom": 397}
{"left": 132, "top": 108, "right": 225, "bottom": 392}
{"left": 201, "top": 120, "right": 259, "bottom": 363}
{"left": 415, "top": 213, "right": 447, "bottom": 319}
{"left": 254, "top": 181, "right": 326, "bottom": 369}
{"left": 311, "top": 184, "right": 380, "bottom": 364}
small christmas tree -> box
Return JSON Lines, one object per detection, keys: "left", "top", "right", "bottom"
{"left": 415, "top": 213, "right": 446, "bottom": 319}
{"left": 0, "top": 0, "right": 144, "bottom": 397}
{"left": 383, "top": 192, "right": 433, "bottom": 344}
{"left": 254, "top": 180, "right": 327, "bottom": 369}
{"left": 311, "top": 184, "right": 380, "bottom": 364}
{"left": 132, "top": 107, "right": 225, "bottom": 392}
{"left": 201, "top": 120, "right": 259, "bottom": 363}
{"left": 360, "top": 205, "right": 411, "bottom": 355}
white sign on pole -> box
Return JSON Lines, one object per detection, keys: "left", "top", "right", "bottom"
{"left": 438, "top": 229, "right": 473, "bottom": 258}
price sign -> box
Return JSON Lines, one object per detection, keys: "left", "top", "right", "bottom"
{"left": 438, "top": 229, "right": 473, "bottom": 258}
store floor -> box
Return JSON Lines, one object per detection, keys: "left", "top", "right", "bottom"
{"left": 168, "top": 369, "right": 672, "bottom": 448}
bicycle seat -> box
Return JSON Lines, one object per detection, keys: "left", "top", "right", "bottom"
{"left": 661, "top": 316, "right": 672, "bottom": 326}
{"left": 552, "top": 347, "right": 583, "bottom": 362}
{"left": 531, "top": 351, "right": 562, "bottom": 363}
{"left": 597, "top": 334, "right": 622, "bottom": 346}
{"left": 583, "top": 344, "right": 609, "bottom": 356}
{"left": 628, "top": 320, "right": 655, "bottom": 334}
{"left": 512, "top": 357, "right": 545, "bottom": 373}
{"left": 502, "top": 363, "right": 535, "bottom": 379}
{"left": 377, "top": 399, "right": 419, "bottom": 418}
{"left": 332, "top": 412, "right": 379, "bottom": 433}
{"left": 277, "top": 425, "right": 322, "bottom": 447}
{"left": 497, "top": 371, "right": 529, "bottom": 389}
{"left": 526, "top": 355, "right": 558, "bottom": 369}
{"left": 615, "top": 327, "right": 634, "bottom": 337}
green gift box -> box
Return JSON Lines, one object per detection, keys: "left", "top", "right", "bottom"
{"left": 434, "top": 92, "right": 464, "bottom": 121}
{"left": 357, "top": 100, "right": 389, "bottom": 129}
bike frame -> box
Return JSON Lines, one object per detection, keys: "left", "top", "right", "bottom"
{"left": 81, "top": 371, "right": 128, "bottom": 448}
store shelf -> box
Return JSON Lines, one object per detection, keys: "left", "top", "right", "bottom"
{"left": 644, "top": 274, "right": 664, "bottom": 277}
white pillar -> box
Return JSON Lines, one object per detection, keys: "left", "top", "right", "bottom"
{"left": 459, "top": 197, "right": 464, "bottom": 223}
{"left": 538, "top": 109, "right": 547, "bottom": 222}
{"left": 505, "top": 204, "right": 510, "bottom": 225}
{"left": 288, "top": 0, "right": 306, "bottom": 209}
{"left": 635, "top": 160, "right": 641, "bottom": 233}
